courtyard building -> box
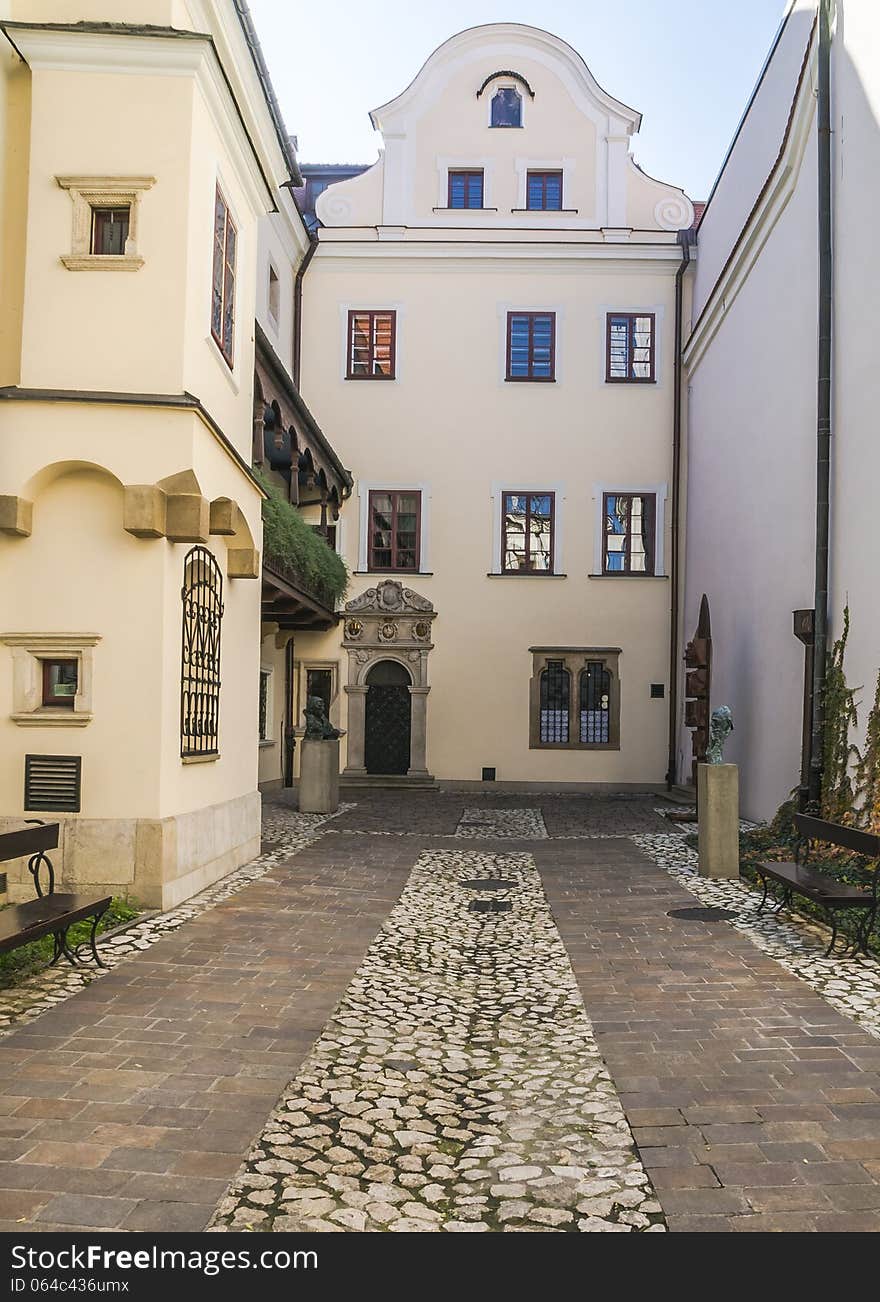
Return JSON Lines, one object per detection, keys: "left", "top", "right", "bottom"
{"left": 294, "top": 23, "right": 695, "bottom": 791}
{"left": 0, "top": 1, "right": 351, "bottom": 907}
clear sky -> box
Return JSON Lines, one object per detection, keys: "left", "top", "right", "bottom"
{"left": 247, "top": 0, "right": 789, "bottom": 200}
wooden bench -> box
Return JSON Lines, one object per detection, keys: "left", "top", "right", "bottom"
{"left": 0, "top": 821, "right": 110, "bottom": 968}
{"left": 755, "top": 813, "right": 880, "bottom": 957}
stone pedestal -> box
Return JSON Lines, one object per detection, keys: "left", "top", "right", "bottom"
{"left": 697, "top": 762, "right": 740, "bottom": 879}
{"left": 299, "top": 737, "right": 340, "bottom": 814}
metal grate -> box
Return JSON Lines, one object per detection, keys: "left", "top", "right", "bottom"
{"left": 180, "top": 545, "right": 224, "bottom": 757}
{"left": 580, "top": 661, "right": 611, "bottom": 743}
{"left": 24, "top": 754, "right": 82, "bottom": 812}
{"left": 540, "top": 659, "right": 569, "bottom": 743}
{"left": 481, "top": 767, "right": 496, "bottom": 782}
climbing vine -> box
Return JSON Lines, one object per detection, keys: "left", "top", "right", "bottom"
{"left": 855, "top": 667, "right": 880, "bottom": 833}
{"left": 820, "top": 605, "right": 861, "bottom": 825}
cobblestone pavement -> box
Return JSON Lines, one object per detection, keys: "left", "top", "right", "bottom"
{"left": 210, "top": 847, "right": 661, "bottom": 1233}
{"left": 1, "top": 791, "right": 880, "bottom": 1233}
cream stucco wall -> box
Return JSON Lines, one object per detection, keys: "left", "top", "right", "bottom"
{"left": 298, "top": 24, "right": 693, "bottom": 789}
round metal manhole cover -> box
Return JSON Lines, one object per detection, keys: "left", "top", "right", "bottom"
{"left": 667, "top": 906, "right": 738, "bottom": 922}
{"left": 469, "top": 899, "right": 513, "bottom": 913}
{"left": 460, "top": 878, "right": 518, "bottom": 891}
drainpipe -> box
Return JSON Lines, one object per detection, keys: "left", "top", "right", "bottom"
{"left": 293, "top": 233, "right": 318, "bottom": 390}
{"left": 808, "top": 0, "right": 833, "bottom": 808}
{"left": 666, "top": 228, "right": 691, "bottom": 789}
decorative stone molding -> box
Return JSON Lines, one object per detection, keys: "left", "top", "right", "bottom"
{"left": 228, "top": 548, "right": 260, "bottom": 579}
{"left": 0, "top": 495, "right": 33, "bottom": 536}
{"left": 123, "top": 485, "right": 166, "bottom": 538}
{"left": 165, "top": 494, "right": 209, "bottom": 543}
{"left": 56, "top": 175, "right": 154, "bottom": 271}
{"left": 342, "top": 582, "right": 436, "bottom": 778}
{"left": 209, "top": 498, "right": 238, "bottom": 536}
{"left": 1, "top": 632, "right": 101, "bottom": 727}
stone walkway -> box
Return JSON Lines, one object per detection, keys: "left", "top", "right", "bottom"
{"left": 0, "top": 791, "right": 878, "bottom": 1233}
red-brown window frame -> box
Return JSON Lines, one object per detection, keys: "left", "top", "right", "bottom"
{"left": 501, "top": 491, "right": 555, "bottom": 574}
{"left": 367, "top": 490, "right": 421, "bottom": 573}
{"left": 447, "top": 169, "right": 484, "bottom": 208}
{"left": 505, "top": 312, "right": 556, "bottom": 382}
{"left": 602, "top": 492, "right": 657, "bottom": 575}
{"left": 346, "top": 310, "right": 397, "bottom": 380}
{"left": 605, "top": 312, "right": 656, "bottom": 383}
{"left": 525, "top": 170, "right": 563, "bottom": 211}
{"left": 211, "top": 185, "right": 237, "bottom": 368}
{"left": 41, "top": 658, "right": 78, "bottom": 708}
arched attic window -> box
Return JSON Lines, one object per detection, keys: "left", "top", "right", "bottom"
{"left": 490, "top": 86, "right": 522, "bottom": 128}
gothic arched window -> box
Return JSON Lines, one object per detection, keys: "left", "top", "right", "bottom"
{"left": 180, "top": 545, "right": 224, "bottom": 757}
{"left": 539, "top": 660, "right": 570, "bottom": 744}
{"left": 490, "top": 86, "right": 522, "bottom": 128}
{"left": 580, "top": 662, "right": 612, "bottom": 745}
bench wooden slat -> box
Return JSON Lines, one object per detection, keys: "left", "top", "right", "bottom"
{"left": 760, "top": 861, "right": 872, "bottom": 905}
{"left": 793, "top": 813, "right": 880, "bottom": 860}
{"left": 0, "top": 894, "right": 111, "bottom": 955}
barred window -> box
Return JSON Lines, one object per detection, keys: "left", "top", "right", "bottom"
{"left": 603, "top": 493, "right": 656, "bottom": 575}
{"left": 530, "top": 649, "right": 620, "bottom": 750}
{"left": 448, "top": 170, "right": 484, "bottom": 209}
{"left": 502, "top": 492, "right": 554, "bottom": 573}
{"left": 540, "top": 660, "right": 570, "bottom": 744}
{"left": 580, "top": 662, "right": 612, "bottom": 743}
{"left": 606, "top": 313, "right": 655, "bottom": 382}
{"left": 211, "top": 186, "right": 236, "bottom": 367}
{"left": 180, "top": 546, "right": 223, "bottom": 758}
{"left": 506, "top": 312, "right": 555, "bottom": 381}
{"left": 526, "top": 171, "right": 562, "bottom": 211}
{"left": 347, "top": 310, "right": 396, "bottom": 379}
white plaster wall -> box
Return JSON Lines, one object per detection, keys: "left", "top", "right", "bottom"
{"left": 693, "top": 1, "right": 816, "bottom": 321}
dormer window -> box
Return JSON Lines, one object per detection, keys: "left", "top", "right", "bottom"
{"left": 490, "top": 86, "right": 522, "bottom": 128}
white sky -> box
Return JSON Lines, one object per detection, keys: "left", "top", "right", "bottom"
{"left": 248, "top": 0, "right": 789, "bottom": 199}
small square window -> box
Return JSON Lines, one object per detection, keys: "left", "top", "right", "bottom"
{"left": 347, "top": 310, "right": 396, "bottom": 379}
{"left": 606, "top": 313, "right": 656, "bottom": 382}
{"left": 42, "top": 659, "right": 78, "bottom": 708}
{"left": 526, "top": 171, "right": 563, "bottom": 211}
{"left": 448, "top": 170, "right": 484, "bottom": 209}
{"left": 90, "top": 206, "right": 130, "bottom": 255}
{"left": 506, "top": 312, "right": 555, "bottom": 381}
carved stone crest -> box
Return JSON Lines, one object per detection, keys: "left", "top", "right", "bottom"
{"left": 345, "top": 618, "right": 363, "bottom": 639}
{"left": 345, "top": 580, "right": 434, "bottom": 615}
{"left": 378, "top": 621, "right": 398, "bottom": 642}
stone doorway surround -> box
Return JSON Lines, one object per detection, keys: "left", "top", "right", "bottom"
{"left": 341, "top": 580, "right": 435, "bottom": 781}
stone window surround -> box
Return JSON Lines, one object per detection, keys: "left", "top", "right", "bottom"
{"left": 490, "top": 481, "right": 566, "bottom": 575}
{"left": 1, "top": 633, "right": 100, "bottom": 727}
{"left": 528, "top": 646, "right": 621, "bottom": 750}
{"left": 56, "top": 175, "right": 154, "bottom": 271}
{"left": 356, "top": 481, "right": 431, "bottom": 573}
{"left": 590, "top": 481, "right": 667, "bottom": 577}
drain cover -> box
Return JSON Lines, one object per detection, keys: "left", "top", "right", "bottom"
{"left": 667, "top": 906, "right": 737, "bottom": 922}
{"left": 469, "top": 899, "right": 512, "bottom": 913}
{"left": 460, "top": 878, "right": 517, "bottom": 891}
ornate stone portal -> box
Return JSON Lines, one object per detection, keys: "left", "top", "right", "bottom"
{"left": 342, "top": 580, "right": 435, "bottom": 779}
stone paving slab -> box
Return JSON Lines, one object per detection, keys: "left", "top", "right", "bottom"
{"left": 540, "top": 839, "right": 880, "bottom": 1232}
{"left": 0, "top": 836, "right": 415, "bottom": 1231}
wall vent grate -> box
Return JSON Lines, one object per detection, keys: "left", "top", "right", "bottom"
{"left": 24, "top": 754, "right": 82, "bottom": 813}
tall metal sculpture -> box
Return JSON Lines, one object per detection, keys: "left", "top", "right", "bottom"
{"left": 684, "top": 593, "right": 712, "bottom": 786}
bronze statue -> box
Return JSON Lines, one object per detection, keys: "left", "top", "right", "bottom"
{"left": 303, "top": 695, "right": 341, "bottom": 740}
{"left": 706, "top": 705, "right": 734, "bottom": 764}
